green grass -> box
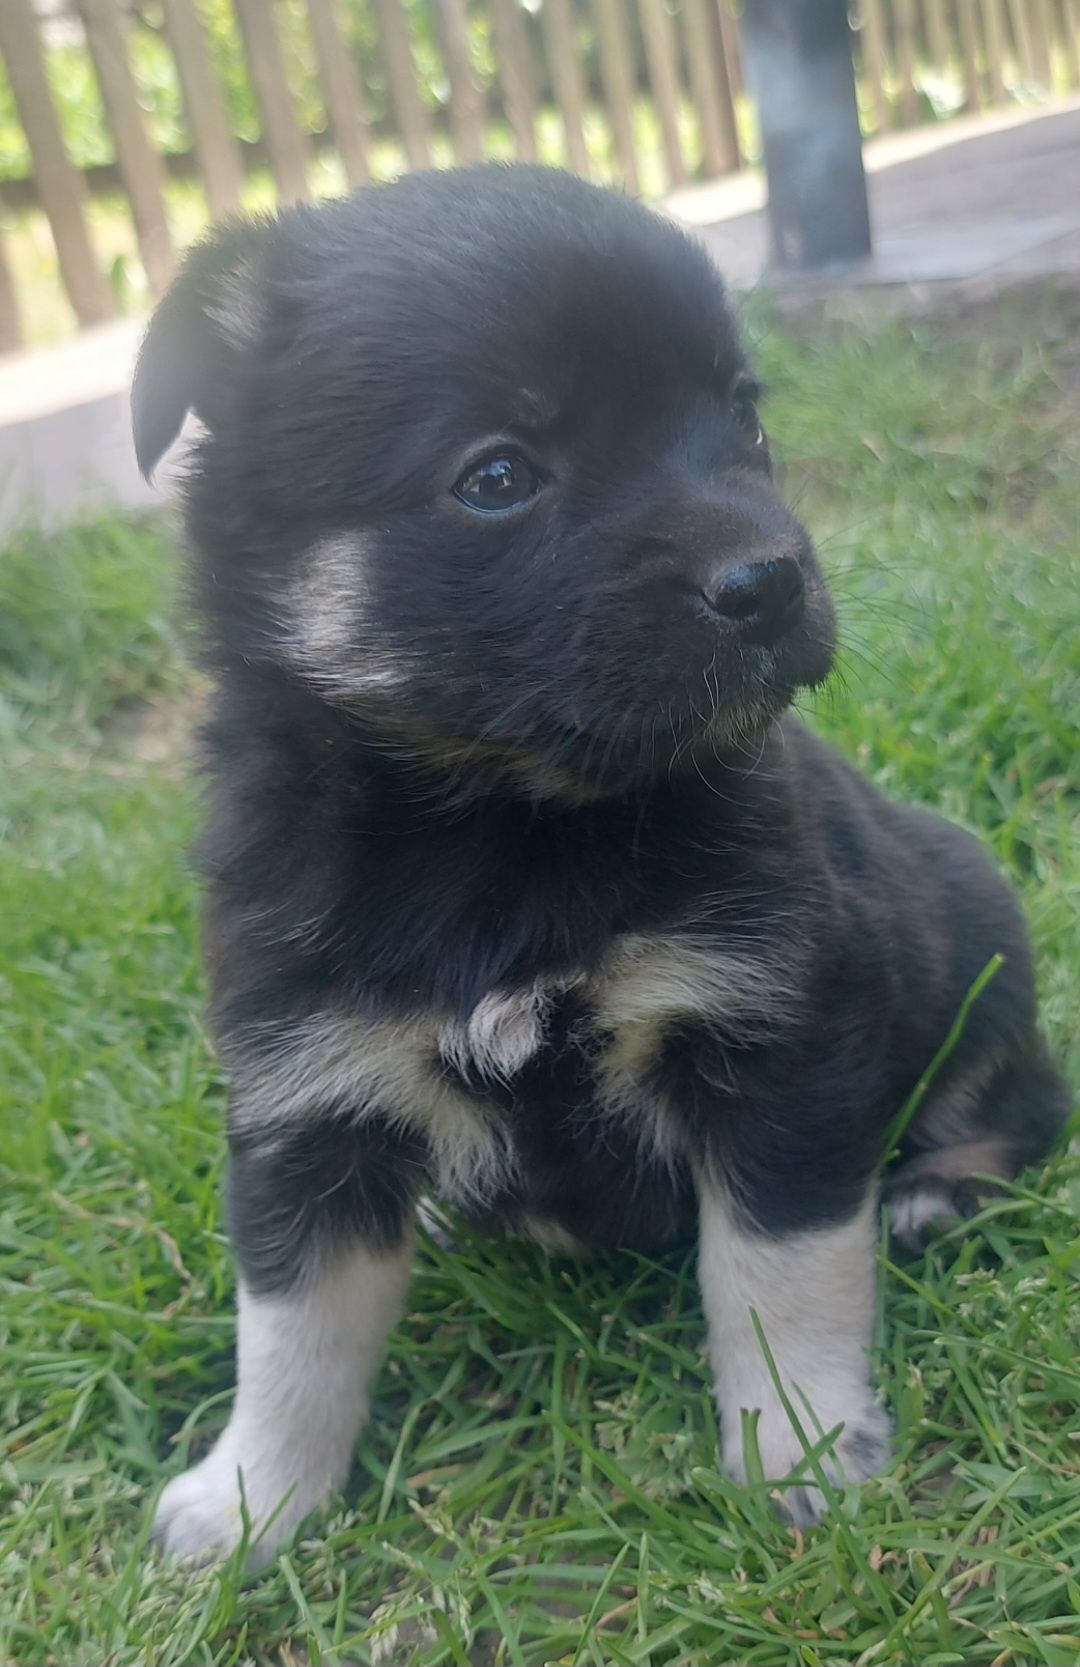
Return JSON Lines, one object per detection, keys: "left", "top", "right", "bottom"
{"left": 2, "top": 291, "right": 1078, "bottom": 1666}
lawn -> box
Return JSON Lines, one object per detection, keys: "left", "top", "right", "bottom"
{"left": 1, "top": 288, "right": 1078, "bottom": 1666}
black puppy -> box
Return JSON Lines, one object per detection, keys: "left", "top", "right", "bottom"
{"left": 134, "top": 165, "right": 1067, "bottom": 1565}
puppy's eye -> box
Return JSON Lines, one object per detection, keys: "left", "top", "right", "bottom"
{"left": 453, "top": 453, "right": 540, "bottom": 513}
{"left": 732, "top": 379, "right": 765, "bottom": 448}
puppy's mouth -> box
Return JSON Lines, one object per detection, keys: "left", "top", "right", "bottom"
{"left": 544, "top": 602, "right": 836, "bottom": 794}
{"left": 358, "top": 684, "right": 792, "bottom": 806}
{"left": 335, "top": 603, "right": 836, "bottom": 805}
{"left": 450, "top": 652, "right": 821, "bottom": 803}
{"left": 292, "top": 546, "right": 836, "bottom": 803}
{"left": 563, "top": 664, "right": 802, "bottom": 785}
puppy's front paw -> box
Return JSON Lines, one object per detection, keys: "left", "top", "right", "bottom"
{"left": 154, "top": 1434, "right": 334, "bottom": 1568}
{"left": 722, "top": 1387, "right": 890, "bottom": 1527}
{"left": 154, "top": 1455, "right": 248, "bottom": 1567}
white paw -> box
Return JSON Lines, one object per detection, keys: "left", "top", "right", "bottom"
{"left": 154, "top": 1435, "right": 334, "bottom": 1568}
{"left": 887, "top": 1181, "right": 960, "bottom": 1250}
{"left": 721, "top": 1387, "right": 890, "bottom": 1527}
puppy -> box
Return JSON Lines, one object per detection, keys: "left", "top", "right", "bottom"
{"left": 133, "top": 165, "right": 1068, "bottom": 1565}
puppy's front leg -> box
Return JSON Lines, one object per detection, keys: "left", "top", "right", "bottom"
{"left": 698, "top": 1181, "right": 889, "bottom": 1524}
{"left": 155, "top": 1132, "right": 413, "bottom": 1566}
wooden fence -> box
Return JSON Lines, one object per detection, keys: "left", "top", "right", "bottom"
{"left": 0, "top": 0, "right": 1078, "bottom": 353}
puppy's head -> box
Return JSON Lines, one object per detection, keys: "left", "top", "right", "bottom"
{"left": 135, "top": 166, "right": 834, "bottom": 798}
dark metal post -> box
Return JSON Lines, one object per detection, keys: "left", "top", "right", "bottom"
{"left": 739, "top": 0, "right": 872, "bottom": 271}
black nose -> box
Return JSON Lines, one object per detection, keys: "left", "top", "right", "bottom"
{"left": 702, "top": 555, "right": 805, "bottom": 645}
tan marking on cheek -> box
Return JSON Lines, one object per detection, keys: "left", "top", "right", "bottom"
{"left": 283, "top": 535, "right": 407, "bottom": 699}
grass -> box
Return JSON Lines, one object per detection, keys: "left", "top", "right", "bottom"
{"left": 1, "top": 289, "right": 1078, "bottom": 1666}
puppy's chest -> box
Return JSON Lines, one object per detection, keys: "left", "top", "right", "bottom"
{"left": 234, "top": 932, "right": 791, "bottom": 1219}
{"left": 428, "top": 934, "right": 788, "bottom": 1207}
{"left": 435, "top": 979, "right": 587, "bottom": 1096}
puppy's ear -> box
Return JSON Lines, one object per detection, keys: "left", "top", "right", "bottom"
{"left": 132, "top": 219, "right": 272, "bottom": 479}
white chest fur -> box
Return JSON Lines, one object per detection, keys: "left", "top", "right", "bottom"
{"left": 228, "top": 932, "right": 791, "bottom": 1207}
{"left": 439, "top": 933, "right": 791, "bottom": 1086}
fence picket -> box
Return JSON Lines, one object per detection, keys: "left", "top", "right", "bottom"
{"left": 638, "top": 0, "right": 687, "bottom": 186}
{"left": 0, "top": 0, "right": 114, "bottom": 326}
{"left": 306, "top": 0, "right": 372, "bottom": 185}
{"left": 857, "top": 0, "right": 893, "bottom": 133}
{"left": 1006, "top": 0, "right": 1037, "bottom": 81}
{"left": 1062, "top": 0, "right": 1080, "bottom": 85}
{"left": 490, "top": 0, "right": 539, "bottom": 159}
{"left": 591, "top": 0, "right": 640, "bottom": 190}
{"left": 1031, "top": 0, "right": 1055, "bottom": 84}
{"left": 232, "top": 0, "right": 312, "bottom": 202}
{"left": 681, "top": 0, "right": 734, "bottom": 175}
{"left": 893, "top": 0, "right": 920, "bottom": 124}
{"left": 0, "top": 228, "right": 22, "bottom": 352}
{"left": 924, "top": 0, "right": 951, "bottom": 67}
{"left": 716, "top": 0, "right": 742, "bottom": 98}
{"left": 707, "top": 0, "right": 741, "bottom": 167}
{"left": 76, "top": 0, "right": 175, "bottom": 293}
{"left": 160, "top": 0, "right": 245, "bottom": 220}
{"left": 957, "top": 0, "right": 983, "bottom": 107}
{"left": 434, "top": 0, "right": 487, "bottom": 161}
{"left": 540, "top": 0, "right": 591, "bottom": 174}
{"left": 372, "top": 0, "right": 433, "bottom": 168}
{"left": 980, "top": 0, "right": 1008, "bottom": 101}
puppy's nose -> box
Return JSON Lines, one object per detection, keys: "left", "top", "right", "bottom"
{"left": 702, "top": 555, "right": 805, "bottom": 645}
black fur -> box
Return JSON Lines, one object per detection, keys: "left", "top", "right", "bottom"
{"left": 134, "top": 165, "right": 1068, "bottom": 1299}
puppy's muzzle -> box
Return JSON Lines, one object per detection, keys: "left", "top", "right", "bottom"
{"left": 700, "top": 552, "right": 806, "bottom": 646}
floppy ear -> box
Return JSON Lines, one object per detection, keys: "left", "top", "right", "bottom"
{"left": 132, "top": 219, "right": 272, "bottom": 479}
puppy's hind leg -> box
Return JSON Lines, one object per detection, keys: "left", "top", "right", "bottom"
{"left": 155, "top": 1125, "right": 415, "bottom": 1567}
{"left": 887, "top": 1036, "right": 1070, "bottom": 1251}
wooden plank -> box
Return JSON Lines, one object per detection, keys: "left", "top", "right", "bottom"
{"left": 1031, "top": 0, "right": 1055, "bottom": 84}
{"left": 372, "top": 0, "right": 432, "bottom": 168}
{"left": 1007, "top": 0, "right": 1037, "bottom": 79}
{"left": 716, "top": 0, "right": 742, "bottom": 100}
{"left": 680, "top": 0, "right": 731, "bottom": 176}
{"left": 923, "top": 0, "right": 951, "bottom": 70}
{"left": 591, "top": 0, "right": 639, "bottom": 191}
{"left": 306, "top": 0, "right": 371, "bottom": 186}
{"left": 957, "top": 0, "right": 983, "bottom": 107}
{"left": 489, "top": 0, "right": 538, "bottom": 160}
{"left": 637, "top": 0, "right": 686, "bottom": 186}
{"left": 0, "top": 228, "right": 22, "bottom": 353}
{"left": 893, "top": 0, "right": 921, "bottom": 125}
{"left": 980, "top": 0, "right": 1009, "bottom": 101}
{"left": 76, "top": 0, "right": 174, "bottom": 293}
{"left": 433, "top": 0, "right": 486, "bottom": 162}
{"left": 232, "top": 0, "right": 311, "bottom": 202}
{"left": 0, "top": 0, "right": 114, "bottom": 326}
{"left": 705, "top": 0, "right": 740, "bottom": 168}
{"left": 539, "top": 0, "right": 591, "bottom": 174}
{"left": 160, "top": 0, "right": 245, "bottom": 220}
{"left": 1061, "top": 0, "right": 1080, "bottom": 86}
{"left": 857, "top": 0, "right": 893, "bottom": 133}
